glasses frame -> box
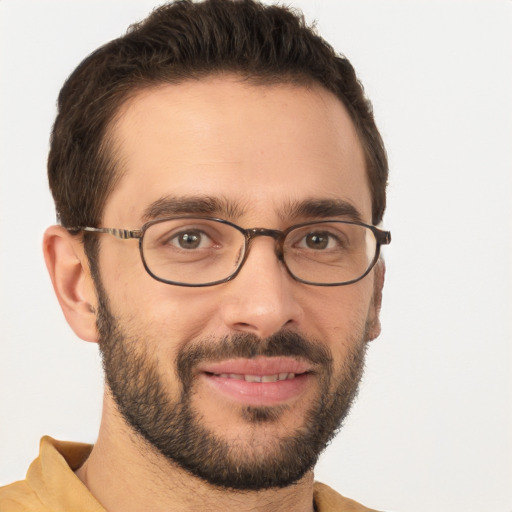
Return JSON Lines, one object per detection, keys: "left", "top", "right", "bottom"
{"left": 77, "top": 216, "right": 391, "bottom": 287}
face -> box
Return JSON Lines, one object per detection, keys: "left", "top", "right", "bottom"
{"left": 93, "top": 77, "right": 380, "bottom": 489}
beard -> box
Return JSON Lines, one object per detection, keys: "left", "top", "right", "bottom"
{"left": 94, "top": 279, "right": 368, "bottom": 491}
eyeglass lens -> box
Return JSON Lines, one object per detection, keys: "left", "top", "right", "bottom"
{"left": 141, "top": 218, "right": 378, "bottom": 286}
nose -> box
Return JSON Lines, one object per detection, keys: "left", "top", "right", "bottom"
{"left": 219, "top": 237, "right": 304, "bottom": 339}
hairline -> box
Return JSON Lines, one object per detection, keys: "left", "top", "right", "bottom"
{"left": 95, "top": 71, "right": 374, "bottom": 231}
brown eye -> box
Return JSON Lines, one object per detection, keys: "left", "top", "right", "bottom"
{"left": 301, "top": 231, "right": 338, "bottom": 250}
{"left": 170, "top": 230, "right": 211, "bottom": 250}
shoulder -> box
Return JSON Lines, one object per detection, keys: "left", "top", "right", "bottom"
{"left": 0, "top": 479, "right": 49, "bottom": 512}
{"left": 0, "top": 436, "right": 98, "bottom": 512}
{"left": 314, "top": 481, "right": 382, "bottom": 512}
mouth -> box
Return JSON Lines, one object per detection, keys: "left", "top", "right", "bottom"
{"left": 198, "top": 357, "right": 313, "bottom": 406}
{"left": 207, "top": 372, "right": 298, "bottom": 382}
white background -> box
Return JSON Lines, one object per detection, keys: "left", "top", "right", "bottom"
{"left": 1, "top": 1, "right": 511, "bottom": 511}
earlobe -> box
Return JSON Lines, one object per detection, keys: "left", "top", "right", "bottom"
{"left": 365, "top": 259, "right": 385, "bottom": 342}
{"left": 43, "top": 225, "right": 99, "bottom": 343}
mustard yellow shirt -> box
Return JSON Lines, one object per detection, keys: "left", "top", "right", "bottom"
{"left": 0, "top": 437, "right": 379, "bottom": 511}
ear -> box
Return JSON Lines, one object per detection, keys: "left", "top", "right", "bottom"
{"left": 365, "top": 259, "right": 385, "bottom": 342}
{"left": 43, "top": 225, "right": 99, "bottom": 343}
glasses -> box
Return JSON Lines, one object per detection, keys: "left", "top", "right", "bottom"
{"left": 77, "top": 216, "right": 391, "bottom": 287}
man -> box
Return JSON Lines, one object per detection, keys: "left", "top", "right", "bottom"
{"left": 0, "top": 1, "right": 390, "bottom": 510}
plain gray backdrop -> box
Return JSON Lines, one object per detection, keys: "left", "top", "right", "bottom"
{"left": 1, "top": 1, "right": 511, "bottom": 511}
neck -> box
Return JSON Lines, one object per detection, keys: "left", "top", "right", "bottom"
{"left": 75, "top": 395, "right": 316, "bottom": 512}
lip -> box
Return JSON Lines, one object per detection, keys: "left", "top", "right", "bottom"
{"left": 198, "top": 356, "right": 314, "bottom": 407}
{"left": 199, "top": 356, "right": 312, "bottom": 376}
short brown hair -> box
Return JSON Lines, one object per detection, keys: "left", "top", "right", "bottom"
{"left": 48, "top": 0, "right": 388, "bottom": 234}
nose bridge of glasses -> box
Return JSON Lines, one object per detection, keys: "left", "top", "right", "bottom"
{"left": 245, "top": 228, "right": 285, "bottom": 260}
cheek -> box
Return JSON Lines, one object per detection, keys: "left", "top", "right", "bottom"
{"left": 97, "top": 238, "right": 142, "bottom": 294}
{"left": 303, "top": 281, "right": 374, "bottom": 346}
{"left": 102, "top": 265, "right": 223, "bottom": 355}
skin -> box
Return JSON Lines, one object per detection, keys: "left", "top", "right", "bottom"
{"left": 44, "top": 76, "right": 384, "bottom": 512}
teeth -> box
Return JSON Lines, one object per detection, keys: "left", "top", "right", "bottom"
{"left": 244, "top": 375, "right": 262, "bottom": 382}
{"left": 216, "top": 373, "right": 296, "bottom": 382}
{"left": 218, "top": 373, "right": 245, "bottom": 380}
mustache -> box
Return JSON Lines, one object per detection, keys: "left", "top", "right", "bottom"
{"left": 176, "top": 331, "right": 333, "bottom": 385}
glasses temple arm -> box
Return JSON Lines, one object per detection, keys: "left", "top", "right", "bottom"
{"left": 80, "top": 227, "right": 143, "bottom": 240}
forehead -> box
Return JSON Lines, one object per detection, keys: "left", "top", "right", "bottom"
{"left": 104, "top": 76, "right": 370, "bottom": 226}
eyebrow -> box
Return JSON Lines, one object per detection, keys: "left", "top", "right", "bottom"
{"left": 141, "top": 195, "right": 245, "bottom": 222}
{"left": 141, "top": 195, "right": 363, "bottom": 224}
{"left": 280, "top": 198, "right": 364, "bottom": 223}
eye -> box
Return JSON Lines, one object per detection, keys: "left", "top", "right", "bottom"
{"left": 298, "top": 231, "right": 340, "bottom": 250}
{"left": 169, "top": 230, "right": 213, "bottom": 250}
